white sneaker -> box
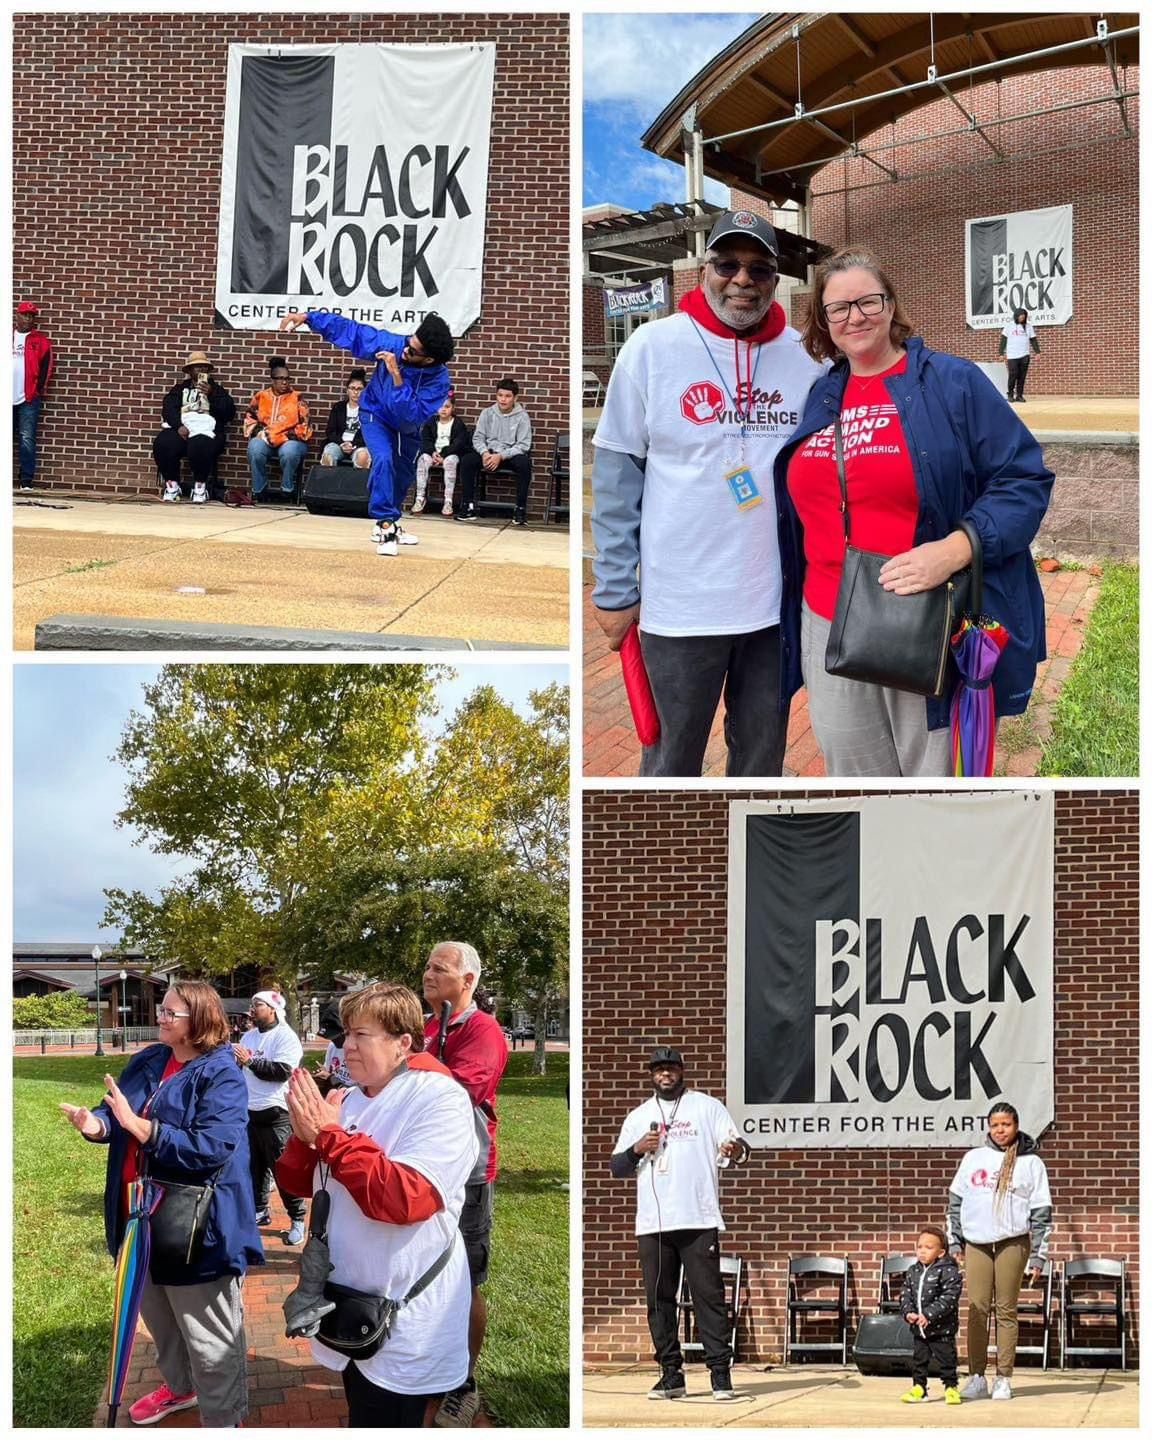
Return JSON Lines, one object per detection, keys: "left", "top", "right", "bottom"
{"left": 191, "top": 482, "right": 208, "bottom": 504}
{"left": 960, "top": 1374, "right": 989, "bottom": 1400}
{"left": 371, "top": 521, "right": 383, "bottom": 543}
{"left": 396, "top": 524, "right": 419, "bottom": 546}
{"left": 162, "top": 480, "right": 181, "bottom": 502}
{"left": 376, "top": 526, "right": 399, "bottom": 557}
{"left": 991, "top": 1377, "right": 1013, "bottom": 1401}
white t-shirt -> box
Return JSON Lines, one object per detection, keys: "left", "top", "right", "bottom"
{"left": 310, "top": 1065, "right": 478, "bottom": 1394}
{"left": 13, "top": 329, "right": 26, "bottom": 405}
{"left": 434, "top": 419, "right": 453, "bottom": 452}
{"left": 322, "top": 1040, "right": 353, "bottom": 1089}
{"left": 1001, "top": 322, "right": 1036, "bottom": 360}
{"left": 240, "top": 1021, "right": 303, "bottom": 1110}
{"left": 612, "top": 1088, "right": 742, "bottom": 1236}
{"left": 342, "top": 403, "right": 360, "bottom": 443}
{"left": 950, "top": 1144, "right": 1052, "bottom": 1245}
{"left": 594, "top": 311, "right": 825, "bottom": 636}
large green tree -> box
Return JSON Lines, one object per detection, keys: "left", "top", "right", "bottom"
{"left": 102, "top": 669, "right": 568, "bottom": 1070}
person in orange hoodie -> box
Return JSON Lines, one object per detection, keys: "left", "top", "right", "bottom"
{"left": 244, "top": 355, "right": 313, "bottom": 501}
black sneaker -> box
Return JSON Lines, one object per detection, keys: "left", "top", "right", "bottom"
{"left": 513, "top": 506, "right": 527, "bottom": 527}
{"left": 455, "top": 505, "right": 478, "bottom": 522}
{"left": 647, "top": 1369, "right": 686, "bottom": 1400}
{"left": 710, "top": 1366, "right": 737, "bottom": 1400}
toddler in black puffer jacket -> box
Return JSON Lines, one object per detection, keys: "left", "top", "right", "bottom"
{"left": 899, "top": 1225, "right": 963, "bottom": 1405}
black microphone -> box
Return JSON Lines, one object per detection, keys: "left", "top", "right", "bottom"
{"left": 436, "top": 1000, "right": 452, "bottom": 1061}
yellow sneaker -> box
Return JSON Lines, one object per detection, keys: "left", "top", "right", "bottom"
{"left": 900, "top": 1384, "right": 927, "bottom": 1403}
{"left": 945, "top": 1386, "right": 962, "bottom": 1405}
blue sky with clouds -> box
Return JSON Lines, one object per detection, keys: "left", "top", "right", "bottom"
{"left": 583, "top": 12, "right": 754, "bottom": 212}
{"left": 13, "top": 664, "right": 566, "bottom": 941}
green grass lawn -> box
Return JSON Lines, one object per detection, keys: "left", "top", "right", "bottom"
{"left": 13, "top": 1050, "right": 569, "bottom": 1428}
{"left": 1040, "top": 563, "right": 1139, "bottom": 777}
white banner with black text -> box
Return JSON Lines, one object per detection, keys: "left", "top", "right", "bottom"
{"left": 727, "top": 793, "right": 1054, "bottom": 1147}
{"left": 216, "top": 43, "right": 494, "bottom": 332}
{"left": 965, "top": 204, "right": 1073, "bottom": 328}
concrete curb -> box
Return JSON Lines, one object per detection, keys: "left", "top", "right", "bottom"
{"left": 34, "top": 614, "right": 561, "bottom": 652}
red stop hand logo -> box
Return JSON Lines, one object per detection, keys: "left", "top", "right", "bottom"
{"left": 680, "top": 381, "right": 725, "bottom": 425}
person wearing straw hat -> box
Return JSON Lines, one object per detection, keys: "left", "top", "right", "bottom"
{"left": 234, "top": 989, "right": 308, "bottom": 1245}
{"left": 152, "top": 350, "right": 237, "bottom": 504}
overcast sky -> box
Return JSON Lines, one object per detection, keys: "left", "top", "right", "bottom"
{"left": 583, "top": 12, "right": 753, "bottom": 211}
{"left": 13, "top": 663, "right": 566, "bottom": 942}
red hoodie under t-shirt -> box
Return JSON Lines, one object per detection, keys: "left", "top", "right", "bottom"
{"left": 785, "top": 354, "right": 920, "bottom": 620}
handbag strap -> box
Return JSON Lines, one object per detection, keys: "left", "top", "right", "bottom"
{"left": 399, "top": 1232, "right": 458, "bottom": 1308}
{"left": 833, "top": 417, "right": 851, "bottom": 543}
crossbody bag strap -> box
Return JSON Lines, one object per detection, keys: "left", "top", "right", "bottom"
{"left": 399, "top": 1231, "right": 458, "bottom": 1308}
{"left": 833, "top": 417, "right": 851, "bottom": 543}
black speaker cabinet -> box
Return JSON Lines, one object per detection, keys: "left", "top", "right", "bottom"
{"left": 302, "top": 463, "right": 371, "bottom": 518}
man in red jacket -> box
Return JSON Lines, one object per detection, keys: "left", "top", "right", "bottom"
{"left": 13, "top": 300, "right": 55, "bottom": 489}
{"left": 422, "top": 941, "right": 509, "bottom": 1428}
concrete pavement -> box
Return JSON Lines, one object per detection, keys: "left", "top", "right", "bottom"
{"left": 14, "top": 497, "right": 569, "bottom": 649}
{"left": 582, "top": 1364, "right": 1137, "bottom": 1428}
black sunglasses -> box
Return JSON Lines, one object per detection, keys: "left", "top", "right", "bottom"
{"left": 709, "top": 258, "right": 778, "bottom": 283}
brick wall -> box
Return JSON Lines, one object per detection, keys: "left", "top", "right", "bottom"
{"left": 797, "top": 66, "right": 1138, "bottom": 397}
{"left": 583, "top": 790, "right": 1139, "bottom": 1365}
{"left": 12, "top": 12, "right": 568, "bottom": 516}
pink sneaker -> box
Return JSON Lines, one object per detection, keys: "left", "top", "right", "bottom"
{"left": 129, "top": 1384, "right": 199, "bottom": 1425}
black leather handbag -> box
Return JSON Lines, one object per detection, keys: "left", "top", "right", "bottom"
{"left": 145, "top": 1168, "right": 222, "bottom": 1268}
{"left": 825, "top": 417, "right": 982, "bottom": 697}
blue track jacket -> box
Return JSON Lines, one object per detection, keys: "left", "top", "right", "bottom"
{"left": 773, "top": 337, "right": 1054, "bottom": 728}
{"left": 87, "top": 1042, "right": 264, "bottom": 1286}
{"left": 304, "top": 311, "right": 451, "bottom": 436}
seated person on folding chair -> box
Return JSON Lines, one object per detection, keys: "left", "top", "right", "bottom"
{"left": 320, "top": 368, "right": 371, "bottom": 472}
{"left": 609, "top": 1046, "right": 749, "bottom": 1404}
{"left": 413, "top": 396, "right": 469, "bottom": 517}
{"left": 153, "top": 350, "right": 237, "bottom": 504}
{"left": 456, "top": 378, "right": 532, "bottom": 526}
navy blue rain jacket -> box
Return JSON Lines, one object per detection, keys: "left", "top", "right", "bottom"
{"left": 773, "top": 337, "right": 1054, "bottom": 729}
{"left": 304, "top": 311, "right": 451, "bottom": 438}
{"left": 87, "top": 1042, "right": 264, "bottom": 1286}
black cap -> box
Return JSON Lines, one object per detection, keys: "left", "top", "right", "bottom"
{"left": 649, "top": 1046, "right": 684, "bottom": 1069}
{"left": 706, "top": 209, "right": 779, "bottom": 258}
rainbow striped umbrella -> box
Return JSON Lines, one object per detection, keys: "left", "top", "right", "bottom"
{"left": 949, "top": 615, "right": 1011, "bottom": 776}
{"left": 106, "top": 1177, "right": 165, "bottom": 1428}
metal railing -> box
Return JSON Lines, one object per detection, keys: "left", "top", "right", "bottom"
{"left": 14, "top": 1026, "right": 160, "bottom": 1050}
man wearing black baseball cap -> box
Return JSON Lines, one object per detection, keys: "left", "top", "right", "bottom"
{"left": 591, "top": 209, "right": 826, "bottom": 776}
{"left": 610, "top": 1046, "right": 750, "bottom": 1402}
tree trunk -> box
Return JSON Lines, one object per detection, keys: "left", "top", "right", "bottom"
{"left": 532, "top": 997, "right": 549, "bottom": 1075}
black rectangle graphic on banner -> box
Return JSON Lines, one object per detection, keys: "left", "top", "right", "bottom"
{"left": 743, "top": 812, "right": 859, "bottom": 1104}
{"left": 231, "top": 54, "right": 335, "bottom": 294}
{"left": 968, "top": 218, "right": 1007, "bottom": 317}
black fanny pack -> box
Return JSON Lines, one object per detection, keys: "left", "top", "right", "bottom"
{"left": 311, "top": 1182, "right": 457, "bottom": 1359}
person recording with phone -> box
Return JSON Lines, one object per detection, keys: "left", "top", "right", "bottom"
{"left": 609, "top": 1047, "right": 749, "bottom": 1404}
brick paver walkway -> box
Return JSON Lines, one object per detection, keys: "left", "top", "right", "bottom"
{"left": 583, "top": 568, "right": 1099, "bottom": 778}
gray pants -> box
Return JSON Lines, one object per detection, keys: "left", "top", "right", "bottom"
{"left": 138, "top": 1272, "right": 248, "bottom": 1426}
{"left": 638, "top": 625, "right": 788, "bottom": 777}
{"left": 801, "top": 603, "right": 952, "bottom": 777}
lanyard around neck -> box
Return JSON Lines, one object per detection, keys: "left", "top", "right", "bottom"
{"left": 687, "top": 317, "right": 765, "bottom": 440}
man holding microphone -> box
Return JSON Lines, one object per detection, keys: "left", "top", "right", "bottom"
{"left": 610, "top": 1046, "right": 749, "bottom": 1403}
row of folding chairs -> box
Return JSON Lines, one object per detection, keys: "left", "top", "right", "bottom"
{"left": 679, "top": 1253, "right": 1128, "bottom": 1369}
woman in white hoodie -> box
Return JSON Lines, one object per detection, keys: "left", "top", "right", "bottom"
{"left": 947, "top": 1102, "right": 1052, "bottom": 1402}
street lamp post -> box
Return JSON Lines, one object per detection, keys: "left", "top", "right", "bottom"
{"left": 118, "top": 969, "right": 129, "bottom": 1050}
{"left": 92, "top": 946, "right": 105, "bottom": 1058}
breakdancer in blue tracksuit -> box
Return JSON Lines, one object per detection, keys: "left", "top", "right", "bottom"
{"left": 280, "top": 310, "right": 454, "bottom": 555}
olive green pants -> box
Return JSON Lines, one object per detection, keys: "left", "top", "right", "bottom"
{"left": 964, "top": 1233, "right": 1031, "bottom": 1376}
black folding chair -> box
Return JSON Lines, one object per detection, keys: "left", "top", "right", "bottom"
{"left": 677, "top": 1254, "right": 744, "bottom": 1362}
{"left": 547, "top": 431, "right": 569, "bottom": 523}
{"left": 786, "top": 1255, "right": 848, "bottom": 1364}
{"left": 878, "top": 1254, "right": 917, "bottom": 1314}
{"left": 1061, "top": 1258, "right": 1126, "bottom": 1369}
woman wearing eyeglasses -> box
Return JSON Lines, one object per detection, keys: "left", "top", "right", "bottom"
{"left": 773, "top": 248, "right": 1053, "bottom": 776}
{"left": 59, "top": 981, "right": 262, "bottom": 1427}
